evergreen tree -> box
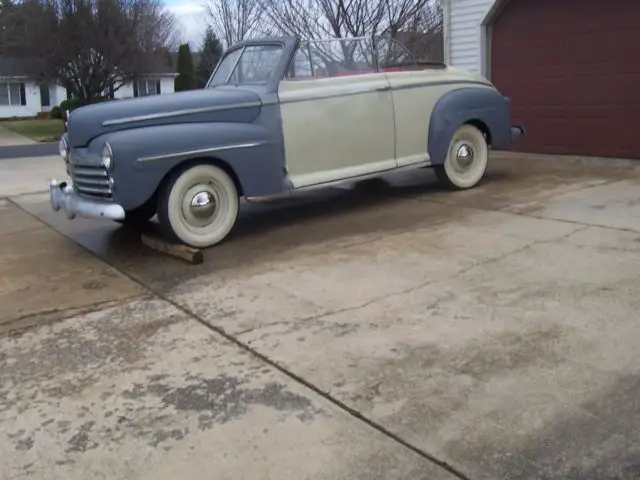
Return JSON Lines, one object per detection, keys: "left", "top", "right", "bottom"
{"left": 174, "top": 43, "right": 196, "bottom": 91}
{"left": 197, "top": 27, "right": 223, "bottom": 88}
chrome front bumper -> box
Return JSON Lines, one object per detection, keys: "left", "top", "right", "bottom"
{"left": 49, "top": 179, "right": 125, "bottom": 220}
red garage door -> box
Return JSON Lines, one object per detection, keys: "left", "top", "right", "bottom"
{"left": 490, "top": 0, "right": 640, "bottom": 159}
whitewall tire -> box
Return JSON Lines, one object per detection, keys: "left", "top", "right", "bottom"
{"left": 157, "top": 163, "right": 239, "bottom": 248}
{"left": 434, "top": 124, "right": 489, "bottom": 190}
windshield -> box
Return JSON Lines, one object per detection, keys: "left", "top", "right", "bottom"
{"left": 209, "top": 44, "right": 284, "bottom": 87}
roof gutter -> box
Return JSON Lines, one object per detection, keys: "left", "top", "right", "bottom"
{"left": 0, "top": 75, "right": 29, "bottom": 80}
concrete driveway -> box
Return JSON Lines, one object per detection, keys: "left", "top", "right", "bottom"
{"left": 1, "top": 152, "right": 640, "bottom": 480}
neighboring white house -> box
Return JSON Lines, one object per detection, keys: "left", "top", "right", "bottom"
{"left": 0, "top": 57, "right": 178, "bottom": 119}
{"left": 442, "top": 0, "right": 640, "bottom": 160}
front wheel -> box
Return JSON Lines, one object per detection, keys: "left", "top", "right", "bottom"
{"left": 433, "top": 124, "right": 489, "bottom": 190}
{"left": 157, "top": 163, "right": 239, "bottom": 248}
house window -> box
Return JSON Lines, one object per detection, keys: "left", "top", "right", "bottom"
{"left": 0, "top": 82, "right": 26, "bottom": 106}
{"left": 134, "top": 79, "right": 161, "bottom": 97}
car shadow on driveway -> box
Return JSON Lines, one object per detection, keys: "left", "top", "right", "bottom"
{"left": 17, "top": 167, "right": 468, "bottom": 290}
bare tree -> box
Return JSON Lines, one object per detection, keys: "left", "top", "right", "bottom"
{"left": 392, "top": 0, "right": 443, "bottom": 61}
{"left": 0, "top": 0, "right": 27, "bottom": 55}
{"left": 3, "top": 0, "right": 179, "bottom": 103}
{"left": 251, "top": 0, "right": 442, "bottom": 69}
{"left": 205, "top": 0, "right": 265, "bottom": 48}
{"left": 258, "top": 0, "right": 435, "bottom": 40}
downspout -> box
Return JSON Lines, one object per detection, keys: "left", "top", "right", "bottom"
{"left": 443, "top": 0, "right": 452, "bottom": 65}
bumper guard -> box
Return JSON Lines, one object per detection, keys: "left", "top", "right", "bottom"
{"left": 511, "top": 125, "right": 525, "bottom": 142}
{"left": 49, "top": 179, "right": 125, "bottom": 220}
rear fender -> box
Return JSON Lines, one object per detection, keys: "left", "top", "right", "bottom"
{"left": 427, "top": 87, "right": 512, "bottom": 165}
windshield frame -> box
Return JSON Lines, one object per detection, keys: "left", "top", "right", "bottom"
{"left": 206, "top": 37, "right": 297, "bottom": 91}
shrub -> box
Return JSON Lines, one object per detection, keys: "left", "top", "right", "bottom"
{"left": 59, "top": 98, "right": 81, "bottom": 112}
{"left": 51, "top": 106, "right": 63, "bottom": 119}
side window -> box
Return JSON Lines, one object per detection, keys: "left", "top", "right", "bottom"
{"left": 285, "top": 44, "right": 314, "bottom": 80}
{"left": 211, "top": 48, "right": 242, "bottom": 86}
{"left": 284, "top": 39, "right": 377, "bottom": 80}
{"left": 375, "top": 37, "right": 416, "bottom": 71}
{"left": 231, "top": 44, "right": 283, "bottom": 84}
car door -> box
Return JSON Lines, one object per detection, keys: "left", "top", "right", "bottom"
{"left": 375, "top": 36, "right": 459, "bottom": 168}
{"left": 277, "top": 41, "right": 396, "bottom": 189}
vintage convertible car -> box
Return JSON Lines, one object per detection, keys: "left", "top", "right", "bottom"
{"left": 50, "top": 35, "right": 524, "bottom": 248}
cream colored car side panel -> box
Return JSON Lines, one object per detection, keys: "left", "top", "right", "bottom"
{"left": 278, "top": 73, "right": 396, "bottom": 189}
{"left": 385, "top": 68, "right": 494, "bottom": 162}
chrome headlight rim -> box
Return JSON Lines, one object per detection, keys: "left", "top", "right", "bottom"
{"left": 101, "top": 142, "right": 113, "bottom": 170}
{"left": 58, "top": 136, "right": 69, "bottom": 161}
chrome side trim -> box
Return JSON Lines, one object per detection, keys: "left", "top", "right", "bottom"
{"left": 391, "top": 79, "right": 492, "bottom": 92}
{"left": 102, "top": 102, "right": 262, "bottom": 127}
{"left": 278, "top": 79, "right": 491, "bottom": 105}
{"left": 136, "top": 141, "right": 267, "bottom": 164}
{"left": 278, "top": 82, "right": 391, "bottom": 103}
{"left": 49, "top": 179, "right": 125, "bottom": 220}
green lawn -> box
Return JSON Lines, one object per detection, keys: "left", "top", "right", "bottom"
{"left": 1, "top": 119, "right": 65, "bottom": 142}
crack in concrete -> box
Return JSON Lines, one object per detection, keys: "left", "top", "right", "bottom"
{"left": 271, "top": 224, "right": 589, "bottom": 332}
{"left": 0, "top": 295, "right": 147, "bottom": 337}
{"left": 0, "top": 224, "right": 48, "bottom": 237}
{"left": 390, "top": 177, "right": 640, "bottom": 235}
{"left": 1, "top": 189, "right": 50, "bottom": 201}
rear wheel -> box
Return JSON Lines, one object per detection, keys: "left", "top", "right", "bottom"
{"left": 156, "top": 163, "right": 239, "bottom": 248}
{"left": 434, "top": 124, "right": 489, "bottom": 190}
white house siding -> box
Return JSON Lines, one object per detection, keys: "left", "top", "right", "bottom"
{"left": 115, "top": 83, "right": 135, "bottom": 99}
{"left": 48, "top": 85, "right": 67, "bottom": 110}
{"left": 448, "top": 0, "right": 495, "bottom": 74}
{"left": 114, "top": 77, "right": 176, "bottom": 100}
{"left": 1, "top": 76, "right": 176, "bottom": 118}
{"left": 159, "top": 77, "right": 175, "bottom": 95}
{"left": 0, "top": 80, "right": 42, "bottom": 118}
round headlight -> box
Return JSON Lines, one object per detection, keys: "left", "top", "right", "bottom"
{"left": 58, "top": 137, "right": 68, "bottom": 161}
{"left": 101, "top": 142, "right": 113, "bottom": 170}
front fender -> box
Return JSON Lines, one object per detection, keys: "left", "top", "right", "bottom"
{"left": 427, "top": 86, "right": 512, "bottom": 165}
{"left": 100, "top": 121, "right": 286, "bottom": 210}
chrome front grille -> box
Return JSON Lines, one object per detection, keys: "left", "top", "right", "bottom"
{"left": 68, "top": 163, "right": 113, "bottom": 200}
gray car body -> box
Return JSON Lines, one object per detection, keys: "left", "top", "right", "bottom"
{"left": 63, "top": 36, "right": 518, "bottom": 212}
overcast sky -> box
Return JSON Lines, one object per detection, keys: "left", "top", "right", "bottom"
{"left": 165, "top": 0, "right": 208, "bottom": 50}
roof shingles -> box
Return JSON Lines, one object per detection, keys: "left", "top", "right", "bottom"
{"left": 0, "top": 57, "right": 29, "bottom": 77}
{"left": 0, "top": 56, "right": 177, "bottom": 78}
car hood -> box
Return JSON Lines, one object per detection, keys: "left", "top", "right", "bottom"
{"left": 66, "top": 87, "right": 262, "bottom": 148}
